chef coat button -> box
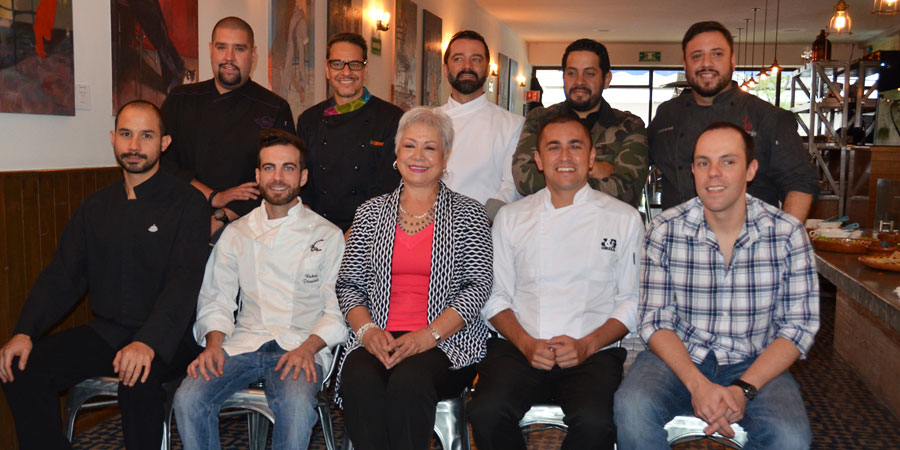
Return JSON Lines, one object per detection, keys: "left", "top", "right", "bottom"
{"left": 353, "top": 165, "right": 360, "bottom": 171}
{"left": 320, "top": 189, "right": 327, "bottom": 195}
{"left": 322, "top": 138, "right": 327, "bottom": 145}
{"left": 320, "top": 164, "right": 326, "bottom": 170}
{"left": 351, "top": 189, "right": 358, "bottom": 195}
{"left": 360, "top": 143, "right": 366, "bottom": 148}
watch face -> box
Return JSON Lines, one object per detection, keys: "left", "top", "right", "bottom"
{"left": 214, "top": 209, "right": 227, "bottom": 221}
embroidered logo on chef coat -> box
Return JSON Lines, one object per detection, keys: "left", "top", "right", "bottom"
{"left": 302, "top": 273, "right": 320, "bottom": 284}
{"left": 148, "top": 224, "right": 159, "bottom": 232}
{"left": 600, "top": 238, "right": 617, "bottom": 251}
{"left": 256, "top": 115, "right": 275, "bottom": 128}
{"left": 369, "top": 140, "right": 385, "bottom": 147}
{"left": 310, "top": 239, "right": 324, "bottom": 252}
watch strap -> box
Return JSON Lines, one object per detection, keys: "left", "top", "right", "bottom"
{"left": 730, "top": 379, "right": 758, "bottom": 400}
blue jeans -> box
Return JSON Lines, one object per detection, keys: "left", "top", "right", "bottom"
{"left": 174, "top": 340, "right": 323, "bottom": 450}
{"left": 614, "top": 350, "right": 811, "bottom": 450}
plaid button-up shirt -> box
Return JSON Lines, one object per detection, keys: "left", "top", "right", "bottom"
{"left": 638, "top": 195, "right": 819, "bottom": 365}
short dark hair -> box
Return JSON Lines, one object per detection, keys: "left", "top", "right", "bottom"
{"left": 562, "top": 39, "right": 610, "bottom": 75}
{"left": 258, "top": 129, "right": 307, "bottom": 170}
{"left": 443, "top": 30, "right": 489, "bottom": 65}
{"left": 682, "top": 21, "right": 733, "bottom": 55}
{"left": 327, "top": 33, "right": 367, "bottom": 61}
{"left": 695, "top": 122, "right": 755, "bottom": 163}
{"left": 535, "top": 114, "right": 592, "bottom": 152}
{"left": 115, "top": 100, "right": 165, "bottom": 136}
{"left": 212, "top": 16, "right": 255, "bottom": 47}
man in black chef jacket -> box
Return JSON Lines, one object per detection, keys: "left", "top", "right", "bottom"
{"left": 161, "top": 16, "right": 294, "bottom": 238}
{"left": 296, "top": 32, "right": 404, "bottom": 233}
{"left": 0, "top": 100, "right": 209, "bottom": 450}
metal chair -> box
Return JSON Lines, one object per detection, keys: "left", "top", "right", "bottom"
{"left": 344, "top": 388, "right": 471, "bottom": 450}
{"left": 218, "top": 345, "right": 343, "bottom": 450}
{"left": 64, "top": 376, "right": 180, "bottom": 450}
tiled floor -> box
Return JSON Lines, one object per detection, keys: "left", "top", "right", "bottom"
{"left": 72, "top": 278, "right": 900, "bottom": 449}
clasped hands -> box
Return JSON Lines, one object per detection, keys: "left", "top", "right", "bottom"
{"left": 520, "top": 335, "right": 593, "bottom": 371}
{"left": 689, "top": 379, "right": 748, "bottom": 438}
{"left": 361, "top": 327, "right": 436, "bottom": 369}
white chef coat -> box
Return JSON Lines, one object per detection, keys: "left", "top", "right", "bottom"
{"left": 194, "top": 200, "right": 348, "bottom": 370}
{"left": 483, "top": 185, "right": 642, "bottom": 343}
{"left": 438, "top": 93, "right": 524, "bottom": 214}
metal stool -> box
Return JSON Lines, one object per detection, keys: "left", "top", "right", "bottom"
{"left": 665, "top": 415, "right": 748, "bottom": 449}
{"left": 64, "top": 376, "right": 180, "bottom": 450}
{"left": 344, "top": 389, "right": 470, "bottom": 450}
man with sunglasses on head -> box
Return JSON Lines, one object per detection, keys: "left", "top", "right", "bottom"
{"left": 296, "top": 32, "right": 404, "bottom": 233}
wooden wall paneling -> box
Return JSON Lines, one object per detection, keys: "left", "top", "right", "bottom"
{"left": 4, "top": 175, "right": 27, "bottom": 323}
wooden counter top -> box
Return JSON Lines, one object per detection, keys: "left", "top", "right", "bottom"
{"left": 815, "top": 250, "right": 900, "bottom": 334}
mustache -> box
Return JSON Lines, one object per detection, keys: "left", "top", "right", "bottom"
{"left": 119, "top": 152, "right": 147, "bottom": 160}
{"left": 456, "top": 70, "right": 478, "bottom": 77}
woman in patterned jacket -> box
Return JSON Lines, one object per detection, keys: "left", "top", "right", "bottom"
{"left": 336, "top": 107, "right": 492, "bottom": 450}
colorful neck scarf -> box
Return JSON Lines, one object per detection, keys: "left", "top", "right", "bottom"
{"left": 324, "top": 88, "right": 372, "bottom": 116}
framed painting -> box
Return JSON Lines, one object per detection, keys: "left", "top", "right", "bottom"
{"left": 327, "top": 0, "right": 361, "bottom": 39}
{"left": 0, "top": 0, "right": 75, "bottom": 115}
{"left": 111, "top": 0, "right": 198, "bottom": 111}
{"left": 271, "top": 0, "right": 315, "bottom": 118}
{"left": 498, "top": 52, "right": 509, "bottom": 111}
{"left": 391, "top": 0, "right": 416, "bottom": 111}
{"left": 420, "top": 9, "right": 441, "bottom": 107}
{"left": 508, "top": 58, "right": 518, "bottom": 111}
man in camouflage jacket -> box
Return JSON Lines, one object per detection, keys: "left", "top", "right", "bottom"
{"left": 513, "top": 39, "right": 648, "bottom": 208}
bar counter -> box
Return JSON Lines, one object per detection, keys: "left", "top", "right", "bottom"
{"left": 815, "top": 250, "right": 900, "bottom": 418}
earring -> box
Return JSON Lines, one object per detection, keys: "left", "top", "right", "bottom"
{"left": 392, "top": 160, "right": 398, "bottom": 171}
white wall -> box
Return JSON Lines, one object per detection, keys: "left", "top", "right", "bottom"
{"left": 0, "top": 0, "right": 529, "bottom": 171}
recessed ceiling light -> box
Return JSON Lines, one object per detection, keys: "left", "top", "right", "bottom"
{"left": 595, "top": 29, "right": 613, "bottom": 32}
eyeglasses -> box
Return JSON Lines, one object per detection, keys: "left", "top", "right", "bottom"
{"left": 327, "top": 59, "right": 366, "bottom": 71}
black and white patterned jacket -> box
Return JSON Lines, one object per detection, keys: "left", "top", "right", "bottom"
{"left": 335, "top": 182, "right": 493, "bottom": 390}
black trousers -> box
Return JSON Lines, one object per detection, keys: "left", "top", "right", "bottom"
{"left": 339, "top": 337, "right": 475, "bottom": 450}
{"left": 468, "top": 337, "right": 626, "bottom": 450}
{"left": 1, "top": 325, "right": 197, "bottom": 450}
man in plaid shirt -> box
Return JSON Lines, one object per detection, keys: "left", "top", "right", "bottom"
{"left": 614, "top": 122, "right": 819, "bottom": 450}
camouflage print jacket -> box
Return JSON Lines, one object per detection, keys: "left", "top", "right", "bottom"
{"left": 512, "top": 100, "right": 649, "bottom": 208}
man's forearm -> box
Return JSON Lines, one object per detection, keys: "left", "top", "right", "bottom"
{"left": 782, "top": 191, "right": 813, "bottom": 224}
{"left": 581, "top": 318, "right": 628, "bottom": 354}
{"left": 300, "top": 334, "right": 327, "bottom": 353}
{"left": 489, "top": 309, "right": 533, "bottom": 352}
{"left": 205, "top": 330, "right": 226, "bottom": 349}
{"left": 648, "top": 329, "right": 709, "bottom": 394}
{"left": 735, "top": 337, "right": 801, "bottom": 390}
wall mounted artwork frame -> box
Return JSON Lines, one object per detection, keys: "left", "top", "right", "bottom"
{"left": 327, "top": 0, "right": 362, "bottom": 39}
{"left": 420, "top": 9, "right": 441, "bottom": 107}
{"left": 498, "top": 52, "right": 509, "bottom": 111}
{"left": 391, "top": 0, "right": 417, "bottom": 111}
{"left": 270, "top": 0, "right": 315, "bottom": 118}
{"left": 507, "top": 58, "right": 518, "bottom": 111}
{"left": 110, "top": 0, "right": 198, "bottom": 112}
{"left": 0, "top": 0, "right": 75, "bottom": 116}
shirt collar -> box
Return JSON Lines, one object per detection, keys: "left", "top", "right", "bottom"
{"left": 129, "top": 169, "right": 167, "bottom": 199}
{"left": 680, "top": 194, "right": 770, "bottom": 248}
{"left": 538, "top": 183, "right": 595, "bottom": 211}
{"left": 248, "top": 199, "right": 306, "bottom": 247}
{"left": 445, "top": 92, "right": 488, "bottom": 113}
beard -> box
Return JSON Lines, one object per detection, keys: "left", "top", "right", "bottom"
{"left": 261, "top": 182, "right": 301, "bottom": 206}
{"left": 115, "top": 152, "right": 158, "bottom": 174}
{"left": 686, "top": 69, "right": 732, "bottom": 98}
{"left": 565, "top": 87, "right": 603, "bottom": 112}
{"left": 448, "top": 69, "right": 487, "bottom": 95}
{"left": 216, "top": 64, "right": 243, "bottom": 88}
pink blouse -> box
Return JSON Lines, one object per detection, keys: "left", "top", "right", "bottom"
{"left": 385, "top": 222, "right": 434, "bottom": 331}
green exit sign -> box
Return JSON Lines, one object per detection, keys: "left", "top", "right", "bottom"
{"left": 640, "top": 51, "right": 661, "bottom": 62}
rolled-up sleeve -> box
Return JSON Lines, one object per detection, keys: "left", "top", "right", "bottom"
{"left": 609, "top": 212, "right": 643, "bottom": 333}
{"left": 767, "top": 109, "right": 819, "bottom": 198}
{"left": 773, "top": 226, "right": 820, "bottom": 358}
{"left": 481, "top": 208, "right": 516, "bottom": 325}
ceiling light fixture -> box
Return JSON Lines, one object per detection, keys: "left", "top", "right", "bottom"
{"left": 873, "top": 0, "right": 899, "bottom": 15}
{"left": 759, "top": 0, "right": 769, "bottom": 81}
{"left": 769, "top": 0, "right": 783, "bottom": 75}
{"left": 828, "top": 0, "right": 852, "bottom": 35}
{"left": 748, "top": 8, "right": 759, "bottom": 88}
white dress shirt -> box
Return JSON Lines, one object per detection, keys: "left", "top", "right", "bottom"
{"left": 483, "top": 185, "right": 643, "bottom": 343}
{"left": 438, "top": 93, "right": 524, "bottom": 216}
{"left": 194, "top": 200, "right": 348, "bottom": 370}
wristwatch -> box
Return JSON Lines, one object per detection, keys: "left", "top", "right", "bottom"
{"left": 730, "top": 379, "right": 758, "bottom": 401}
{"left": 426, "top": 325, "right": 441, "bottom": 342}
{"left": 213, "top": 208, "right": 230, "bottom": 224}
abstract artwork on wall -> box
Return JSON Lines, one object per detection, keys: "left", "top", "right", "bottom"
{"left": 392, "top": 0, "right": 417, "bottom": 111}
{"left": 0, "top": 0, "right": 75, "bottom": 116}
{"left": 327, "top": 0, "right": 361, "bottom": 39}
{"left": 498, "top": 52, "right": 509, "bottom": 111}
{"left": 271, "top": 0, "right": 315, "bottom": 118}
{"left": 110, "top": 0, "right": 198, "bottom": 112}
{"left": 420, "top": 9, "right": 441, "bottom": 107}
